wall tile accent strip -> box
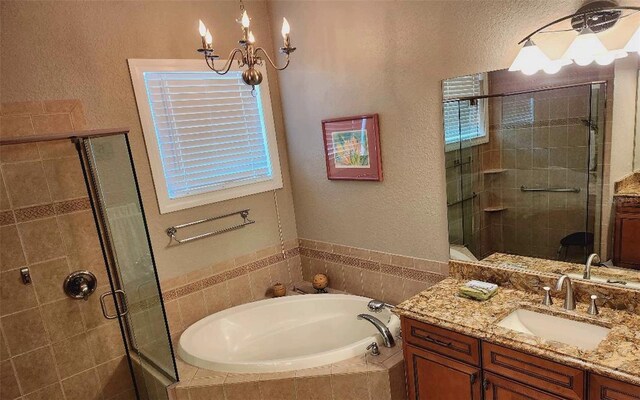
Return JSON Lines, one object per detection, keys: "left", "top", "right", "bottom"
{"left": 11, "top": 197, "right": 92, "bottom": 223}
{"left": 0, "top": 210, "right": 15, "bottom": 225}
{"left": 299, "top": 245, "right": 446, "bottom": 284}
{"left": 161, "top": 247, "right": 300, "bottom": 302}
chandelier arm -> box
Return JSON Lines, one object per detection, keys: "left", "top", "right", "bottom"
{"left": 254, "top": 47, "right": 290, "bottom": 71}
{"left": 517, "top": 6, "right": 640, "bottom": 45}
{"left": 205, "top": 48, "right": 245, "bottom": 75}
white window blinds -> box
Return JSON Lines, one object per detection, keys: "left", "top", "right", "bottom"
{"left": 143, "top": 71, "right": 273, "bottom": 199}
{"left": 443, "top": 74, "right": 486, "bottom": 145}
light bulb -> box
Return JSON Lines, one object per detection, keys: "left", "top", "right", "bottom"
{"left": 198, "top": 20, "right": 207, "bottom": 37}
{"left": 562, "top": 26, "right": 608, "bottom": 66}
{"left": 241, "top": 10, "right": 250, "bottom": 28}
{"left": 248, "top": 31, "right": 255, "bottom": 43}
{"left": 624, "top": 25, "right": 640, "bottom": 55}
{"left": 509, "top": 39, "right": 550, "bottom": 75}
{"left": 281, "top": 17, "right": 290, "bottom": 38}
{"left": 205, "top": 29, "right": 213, "bottom": 46}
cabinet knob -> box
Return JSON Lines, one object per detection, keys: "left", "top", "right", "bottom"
{"left": 483, "top": 378, "right": 490, "bottom": 391}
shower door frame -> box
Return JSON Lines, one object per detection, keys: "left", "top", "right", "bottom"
{"left": 75, "top": 131, "right": 180, "bottom": 385}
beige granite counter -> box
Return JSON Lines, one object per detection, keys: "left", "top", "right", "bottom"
{"left": 395, "top": 278, "right": 640, "bottom": 386}
{"left": 614, "top": 172, "right": 640, "bottom": 197}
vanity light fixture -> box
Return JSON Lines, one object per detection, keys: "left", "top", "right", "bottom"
{"left": 510, "top": 1, "right": 640, "bottom": 75}
{"left": 196, "top": 0, "right": 296, "bottom": 90}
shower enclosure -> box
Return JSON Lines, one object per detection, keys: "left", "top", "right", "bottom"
{"left": 446, "top": 82, "right": 606, "bottom": 263}
{"left": 0, "top": 129, "right": 177, "bottom": 400}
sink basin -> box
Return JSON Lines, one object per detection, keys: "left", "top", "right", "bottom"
{"left": 566, "top": 273, "right": 640, "bottom": 290}
{"left": 497, "top": 308, "right": 610, "bottom": 351}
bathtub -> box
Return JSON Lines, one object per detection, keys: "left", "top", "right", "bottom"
{"left": 178, "top": 293, "right": 401, "bottom": 373}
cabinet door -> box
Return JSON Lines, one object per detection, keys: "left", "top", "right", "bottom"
{"left": 589, "top": 374, "right": 640, "bottom": 400}
{"left": 614, "top": 212, "right": 640, "bottom": 269}
{"left": 483, "top": 373, "right": 568, "bottom": 400}
{"left": 404, "top": 344, "right": 481, "bottom": 400}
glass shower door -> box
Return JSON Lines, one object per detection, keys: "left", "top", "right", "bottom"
{"left": 80, "top": 133, "right": 177, "bottom": 400}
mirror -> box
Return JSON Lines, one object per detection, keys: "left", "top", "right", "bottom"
{"left": 443, "top": 56, "right": 640, "bottom": 290}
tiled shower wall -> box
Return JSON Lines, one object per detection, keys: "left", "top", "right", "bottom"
{"left": 0, "top": 101, "right": 134, "bottom": 400}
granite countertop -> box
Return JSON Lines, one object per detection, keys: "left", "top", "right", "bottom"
{"left": 395, "top": 278, "right": 640, "bottom": 386}
{"left": 482, "top": 253, "right": 640, "bottom": 287}
{"left": 614, "top": 172, "right": 640, "bottom": 197}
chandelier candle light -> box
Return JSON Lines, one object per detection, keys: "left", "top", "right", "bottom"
{"left": 197, "top": 1, "right": 296, "bottom": 89}
{"left": 509, "top": 1, "right": 640, "bottom": 76}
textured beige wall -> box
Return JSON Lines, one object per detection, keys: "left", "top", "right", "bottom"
{"left": 267, "top": 0, "right": 592, "bottom": 261}
{"left": 1, "top": 1, "right": 298, "bottom": 280}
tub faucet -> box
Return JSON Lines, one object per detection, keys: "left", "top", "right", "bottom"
{"left": 583, "top": 253, "right": 602, "bottom": 280}
{"left": 555, "top": 275, "right": 576, "bottom": 311}
{"left": 357, "top": 314, "right": 395, "bottom": 348}
{"left": 367, "top": 299, "right": 393, "bottom": 313}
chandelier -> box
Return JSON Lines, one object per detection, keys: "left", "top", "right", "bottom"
{"left": 509, "top": 1, "right": 640, "bottom": 75}
{"left": 196, "top": 0, "right": 296, "bottom": 88}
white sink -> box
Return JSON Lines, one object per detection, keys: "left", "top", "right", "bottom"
{"left": 497, "top": 308, "right": 610, "bottom": 351}
{"left": 566, "top": 273, "right": 640, "bottom": 290}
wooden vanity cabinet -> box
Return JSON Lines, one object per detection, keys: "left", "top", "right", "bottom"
{"left": 613, "top": 197, "right": 640, "bottom": 270}
{"left": 401, "top": 317, "right": 640, "bottom": 400}
{"left": 589, "top": 374, "right": 640, "bottom": 400}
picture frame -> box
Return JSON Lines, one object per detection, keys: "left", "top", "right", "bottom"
{"left": 321, "top": 114, "right": 382, "bottom": 181}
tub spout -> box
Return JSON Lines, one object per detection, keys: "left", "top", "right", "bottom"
{"left": 357, "top": 314, "right": 395, "bottom": 348}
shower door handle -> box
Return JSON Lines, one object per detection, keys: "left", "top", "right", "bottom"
{"left": 99, "top": 289, "right": 129, "bottom": 320}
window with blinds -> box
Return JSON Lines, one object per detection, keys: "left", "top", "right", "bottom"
{"left": 129, "top": 59, "right": 282, "bottom": 213}
{"left": 442, "top": 73, "right": 488, "bottom": 147}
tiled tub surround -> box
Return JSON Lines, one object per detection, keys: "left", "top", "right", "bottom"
{"left": 170, "top": 343, "right": 406, "bottom": 400}
{"left": 160, "top": 241, "right": 302, "bottom": 341}
{"left": 298, "top": 239, "right": 448, "bottom": 305}
{"left": 450, "top": 259, "right": 640, "bottom": 314}
{"left": 0, "top": 101, "right": 135, "bottom": 399}
{"left": 395, "top": 278, "right": 640, "bottom": 386}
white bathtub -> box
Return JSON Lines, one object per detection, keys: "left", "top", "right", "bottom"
{"left": 178, "top": 294, "right": 401, "bottom": 373}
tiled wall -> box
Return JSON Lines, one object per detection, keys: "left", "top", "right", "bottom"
{"left": 298, "top": 239, "right": 448, "bottom": 305}
{"left": 160, "top": 241, "right": 302, "bottom": 341}
{"left": 0, "top": 101, "right": 135, "bottom": 400}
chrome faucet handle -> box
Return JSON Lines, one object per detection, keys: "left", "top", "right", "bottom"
{"left": 541, "top": 286, "right": 553, "bottom": 306}
{"left": 366, "top": 342, "right": 380, "bottom": 356}
{"left": 587, "top": 295, "right": 599, "bottom": 316}
{"left": 367, "top": 299, "right": 393, "bottom": 313}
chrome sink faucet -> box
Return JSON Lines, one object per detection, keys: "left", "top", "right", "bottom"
{"left": 357, "top": 314, "right": 395, "bottom": 348}
{"left": 556, "top": 275, "right": 576, "bottom": 311}
{"left": 583, "top": 253, "right": 601, "bottom": 280}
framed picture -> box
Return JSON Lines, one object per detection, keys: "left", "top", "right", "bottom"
{"left": 321, "top": 114, "right": 382, "bottom": 181}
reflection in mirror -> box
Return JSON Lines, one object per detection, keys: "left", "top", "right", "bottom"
{"left": 443, "top": 58, "right": 640, "bottom": 289}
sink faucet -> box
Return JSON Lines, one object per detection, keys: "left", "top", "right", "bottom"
{"left": 555, "top": 275, "right": 576, "bottom": 311}
{"left": 357, "top": 314, "right": 395, "bottom": 348}
{"left": 583, "top": 253, "right": 601, "bottom": 280}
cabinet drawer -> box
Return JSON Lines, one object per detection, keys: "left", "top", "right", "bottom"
{"left": 589, "top": 374, "right": 640, "bottom": 400}
{"left": 482, "top": 342, "right": 584, "bottom": 400}
{"left": 402, "top": 317, "right": 480, "bottom": 366}
{"left": 484, "top": 372, "right": 567, "bottom": 400}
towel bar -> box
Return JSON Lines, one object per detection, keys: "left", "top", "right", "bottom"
{"left": 166, "top": 209, "right": 255, "bottom": 244}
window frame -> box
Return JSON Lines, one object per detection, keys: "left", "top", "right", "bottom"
{"left": 443, "top": 74, "right": 490, "bottom": 152}
{"left": 128, "top": 59, "right": 283, "bottom": 214}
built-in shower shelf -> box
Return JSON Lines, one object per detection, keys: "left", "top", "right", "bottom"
{"left": 484, "top": 206, "right": 507, "bottom": 212}
{"left": 483, "top": 169, "right": 507, "bottom": 174}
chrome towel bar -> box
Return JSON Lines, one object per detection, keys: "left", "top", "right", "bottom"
{"left": 166, "top": 209, "right": 255, "bottom": 244}
{"left": 520, "top": 186, "right": 580, "bottom": 193}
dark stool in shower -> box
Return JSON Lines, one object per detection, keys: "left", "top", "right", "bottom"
{"left": 557, "top": 232, "right": 594, "bottom": 261}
